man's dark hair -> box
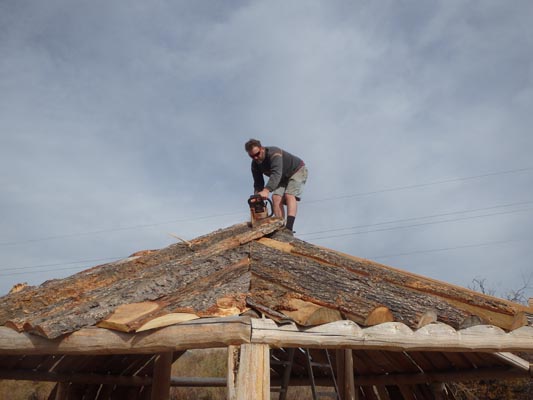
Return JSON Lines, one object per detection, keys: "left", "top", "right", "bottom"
{"left": 245, "top": 139, "right": 262, "bottom": 152}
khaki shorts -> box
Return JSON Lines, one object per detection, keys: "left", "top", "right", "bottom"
{"left": 272, "top": 166, "right": 308, "bottom": 201}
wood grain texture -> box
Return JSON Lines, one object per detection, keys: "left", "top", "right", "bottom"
{"left": 250, "top": 319, "right": 533, "bottom": 352}
{"left": 0, "top": 220, "right": 282, "bottom": 338}
{"left": 0, "top": 317, "right": 252, "bottom": 355}
{"left": 0, "top": 214, "right": 530, "bottom": 348}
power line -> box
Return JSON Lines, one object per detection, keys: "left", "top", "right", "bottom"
{"left": 1, "top": 166, "right": 531, "bottom": 247}
{"left": 0, "top": 265, "right": 102, "bottom": 278}
{"left": 305, "top": 166, "right": 533, "bottom": 204}
{"left": 2, "top": 204, "right": 531, "bottom": 279}
{"left": 0, "top": 257, "right": 123, "bottom": 273}
{"left": 0, "top": 211, "right": 246, "bottom": 246}
{"left": 299, "top": 200, "right": 533, "bottom": 237}
{"left": 368, "top": 238, "right": 531, "bottom": 260}
{"left": 304, "top": 207, "right": 533, "bottom": 241}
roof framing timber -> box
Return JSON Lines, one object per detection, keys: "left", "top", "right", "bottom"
{"left": 2, "top": 316, "right": 533, "bottom": 356}
{"left": 252, "top": 319, "right": 533, "bottom": 352}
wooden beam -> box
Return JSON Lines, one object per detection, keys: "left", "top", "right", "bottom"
{"left": 170, "top": 377, "right": 227, "bottom": 387}
{"left": 151, "top": 352, "right": 172, "bottom": 400}
{"left": 336, "top": 349, "right": 357, "bottom": 400}
{"left": 278, "top": 347, "right": 295, "bottom": 400}
{"left": 227, "top": 345, "right": 238, "bottom": 400}
{"left": 430, "top": 383, "right": 446, "bottom": 400}
{"left": 0, "top": 368, "right": 152, "bottom": 385}
{"left": 271, "top": 366, "right": 530, "bottom": 387}
{"left": 54, "top": 382, "right": 68, "bottom": 400}
{"left": 235, "top": 344, "right": 270, "bottom": 400}
{"left": 282, "top": 298, "right": 343, "bottom": 326}
{"left": 0, "top": 316, "right": 251, "bottom": 355}
{"left": 251, "top": 319, "right": 533, "bottom": 352}
{"left": 0, "top": 219, "right": 282, "bottom": 340}
{"left": 353, "top": 367, "right": 531, "bottom": 386}
{"left": 493, "top": 352, "right": 531, "bottom": 371}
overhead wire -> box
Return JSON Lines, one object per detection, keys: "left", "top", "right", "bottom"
{"left": 0, "top": 257, "right": 123, "bottom": 273}
{"left": 1, "top": 166, "right": 531, "bottom": 247}
{"left": 303, "top": 206, "right": 533, "bottom": 241}
{"left": 299, "top": 200, "right": 533, "bottom": 237}
{"left": 0, "top": 264, "right": 113, "bottom": 278}
{"left": 2, "top": 203, "right": 532, "bottom": 278}
{"left": 1, "top": 166, "right": 532, "bottom": 281}
{"left": 369, "top": 237, "right": 531, "bottom": 260}
{"left": 305, "top": 166, "right": 533, "bottom": 203}
{"left": 0, "top": 211, "right": 246, "bottom": 246}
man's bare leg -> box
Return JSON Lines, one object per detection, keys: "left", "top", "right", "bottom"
{"left": 284, "top": 194, "right": 297, "bottom": 231}
{"left": 272, "top": 194, "right": 285, "bottom": 218}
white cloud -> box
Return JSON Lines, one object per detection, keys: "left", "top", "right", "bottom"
{"left": 1, "top": 1, "right": 532, "bottom": 298}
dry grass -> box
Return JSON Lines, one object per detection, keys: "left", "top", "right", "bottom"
{"left": 170, "top": 348, "right": 334, "bottom": 400}
{"left": 170, "top": 348, "right": 227, "bottom": 400}
{"left": 6, "top": 351, "right": 532, "bottom": 399}
{"left": 0, "top": 380, "right": 54, "bottom": 400}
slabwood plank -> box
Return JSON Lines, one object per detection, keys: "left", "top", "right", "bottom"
{"left": 0, "top": 317, "right": 251, "bottom": 355}
{"left": 250, "top": 319, "right": 533, "bottom": 352}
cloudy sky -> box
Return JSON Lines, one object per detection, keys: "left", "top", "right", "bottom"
{"left": 1, "top": 1, "right": 532, "bottom": 300}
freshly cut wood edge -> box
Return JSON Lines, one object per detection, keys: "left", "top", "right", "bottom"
{"left": 246, "top": 298, "right": 295, "bottom": 324}
{"left": 3, "top": 320, "right": 25, "bottom": 332}
{"left": 199, "top": 296, "right": 249, "bottom": 318}
{"left": 416, "top": 310, "right": 438, "bottom": 329}
{"left": 364, "top": 306, "right": 394, "bottom": 326}
{"left": 201, "top": 307, "right": 246, "bottom": 318}
{"left": 97, "top": 302, "right": 162, "bottom": 332}
{"left": 492, "top": 352, "right": 531, "bottom": 371}
{"left": 192, "top": 218, "right": 284, "bottom": 248}
{"left": 282, "top": 298, "right": 342, "bottom": 326}
{"left": 510, "top": 311, "right": 528, "bottom": 331}
{"left": 444, "top": 298, "right": 524, "bottom": 331}
{"left": 257, "top": 238, "right": 294, "bottom": 253}
{"left": 136, "top": 313, "right": 200, "bottom": 332}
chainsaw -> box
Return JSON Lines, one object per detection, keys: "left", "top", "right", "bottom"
{"left": 248, "top": 194, "right": 274, "bottom": 227}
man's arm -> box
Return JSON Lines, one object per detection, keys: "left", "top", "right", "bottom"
{"left": 251, "top": 163, "right": 265, "bottom": 192}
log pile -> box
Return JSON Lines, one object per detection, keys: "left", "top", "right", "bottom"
{"left": 0, "top": 217, "right": 531, "bottom": 340}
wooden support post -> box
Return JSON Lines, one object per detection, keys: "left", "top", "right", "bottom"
{"left": 279, "top": 348, "right": 295, "bottom": 400}
{"left": 227, "top": 345, "right": 238, "bottom": 400}
{"left": 343, "top": 349, "right": 356, "bottom": 400}
{"left": 54, "top": 382, "right": 68, "bottom": 400}
{"left": 235, "top": 343, "right": 270, "bottom": 400}
{"left": 336, "top": 350, "right": 346, "bottom": 399}
{"left": 336, "top": 349, "right": 357, "bottom": 400}
{"left": 430, "top": 383, "right": 446, "bottom": 400}
{"left": 151, "top": 352, "right": 173, "bottom": 400}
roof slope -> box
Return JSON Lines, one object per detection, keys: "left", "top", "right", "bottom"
{"left": 1, "top": 218, "right": 531, "bottom": 339}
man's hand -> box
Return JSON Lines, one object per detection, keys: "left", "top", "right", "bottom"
{"left": 257, "top": 189, "right": 270, "bottom": 199}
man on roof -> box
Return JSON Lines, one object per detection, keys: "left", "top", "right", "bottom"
{"left": 245, "top": 139, "right": 308, "bottom": 232}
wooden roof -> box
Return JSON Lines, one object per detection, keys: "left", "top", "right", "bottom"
{"left": 1, "top": 218, "right": 532, "bottom": 399}
{"left": 1, "top": 217, "right": 531, "bottom": 340}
